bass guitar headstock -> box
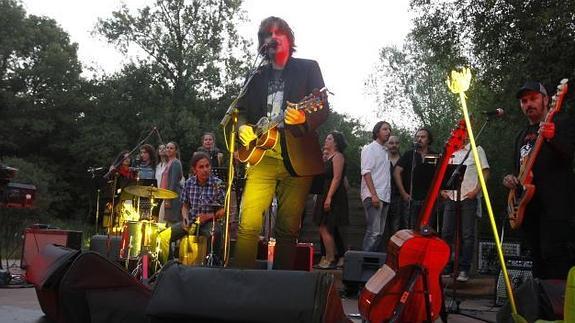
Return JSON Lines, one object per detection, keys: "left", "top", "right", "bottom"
{"left": 547, "top": 79, "right": 569, "bottom": 121}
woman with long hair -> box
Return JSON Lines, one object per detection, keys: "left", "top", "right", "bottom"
{"left": 313, "top": 131, "right": 349, "bottom": 269}
{"left": 196, "top": 132, "right": 224, "bottom": 167}
{"left": 159, "top": 141, "right": 183, "bottom": 224}
{"left": 137, "top": 144, "right": 156, "bottom": 180}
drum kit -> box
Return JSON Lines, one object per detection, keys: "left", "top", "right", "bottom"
{"left": 114, "top": 185, "right": 175, "bottom": 280}
{"left": 112, "top": 184, "right": 223, "bottom": 281}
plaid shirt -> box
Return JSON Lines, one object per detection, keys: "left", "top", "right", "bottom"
{"left": 180, "top": 175, "right": 224, "bottom": 222}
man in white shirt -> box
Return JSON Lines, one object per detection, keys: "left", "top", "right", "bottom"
{"left": 440, "top": 141, "right": 490, "bottom": 282}
{"left": 361, "top": 121, "right": 392, "bottom": 251}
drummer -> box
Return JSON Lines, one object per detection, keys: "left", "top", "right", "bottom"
{"left": 158, "top": 152, "right": 225, "bottom": 263}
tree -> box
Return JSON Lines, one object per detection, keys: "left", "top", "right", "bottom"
{"left": 95, "top": 0, "right": 251, "bottom": 109}
{"left": 367, "top": 0, "right": 575, "bottom": 229}
{"left": 0, "top": 0, "right": 86, "bottom": 218}
{"left": 92, "top": 0, "right": 252, "bottom": 167}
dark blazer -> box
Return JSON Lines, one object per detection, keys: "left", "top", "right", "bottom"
{"left": 237, "top": 57, "right": 329, "bottom": 176}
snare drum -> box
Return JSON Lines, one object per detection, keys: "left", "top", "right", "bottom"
{"left": 120, "top": 220, "right": 143, "bottom": 258}
{"left": 179, "top": 234, "right": 207, "bottom": 266}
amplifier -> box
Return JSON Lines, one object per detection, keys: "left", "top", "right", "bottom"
{"left": 21, "top": 227, "right": 83, "bottom": 269}
{"left": 478, "top": 240, "right": 521, "bottom": 275}
{"left": 496, "top": 256, "right": 533, "bottom": 305}
{"left": 342, "top": 250, "right": 386, "bottom": 283}
{"left": 1, "top": 182, "right": 36, "bottom": 208}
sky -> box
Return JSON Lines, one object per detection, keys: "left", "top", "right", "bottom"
{"left": 20, "top": 0, "right": 412, "bottom": 128}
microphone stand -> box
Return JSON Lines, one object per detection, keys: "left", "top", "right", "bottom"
{"left": 444, "top": 118, "right": 492, "bottom": 322}
{"left": 407, "top": 144, "right": 418, "bottom": 230}
{"left": 220, "top": 45, "right": 268, "bottom": 266}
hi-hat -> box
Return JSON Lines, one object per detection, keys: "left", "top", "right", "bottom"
{"left": 124, "top": 185, "right": 177, "bottom": 199}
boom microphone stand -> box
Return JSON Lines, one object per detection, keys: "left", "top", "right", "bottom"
{"left": 219, "top": 43, "right": 270, "bottom": 266}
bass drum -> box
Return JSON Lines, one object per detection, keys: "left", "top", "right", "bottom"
{"left": 179, "top": 234, "right": 207, "bottom": 266}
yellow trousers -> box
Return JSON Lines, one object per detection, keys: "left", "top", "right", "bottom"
{"left": 233, "top": 156, "right": 312, "bottom": 269}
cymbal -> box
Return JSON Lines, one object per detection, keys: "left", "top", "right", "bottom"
{"left": 124, "top": 185, "right": 178, "bottom": 199}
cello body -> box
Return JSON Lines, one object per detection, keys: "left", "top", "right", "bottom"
{"left": 359, "top": 120, "right": 467, "bottom": 322}
{"left": 358, "top": 230, "right": 450, "bottom": 322}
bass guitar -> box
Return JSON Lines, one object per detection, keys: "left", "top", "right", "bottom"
{"left": 507, "top": 79, "right": 569, "bottom": 229}
{"left": 359, "top": 120, "right": 467, "bottom": 322}
{"left": 237, "top": 88, "right": 328, "bottom": 166}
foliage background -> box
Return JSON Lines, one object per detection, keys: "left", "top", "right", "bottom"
{"left": 2, "top": 0, "right": 574, "bottom": 244}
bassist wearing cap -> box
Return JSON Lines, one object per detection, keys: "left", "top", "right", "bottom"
{"left": 503, "top": 80, "right": 575, "bottom": 279}
{"left": 232, "top": 16, "right": 329, "bottom": 269}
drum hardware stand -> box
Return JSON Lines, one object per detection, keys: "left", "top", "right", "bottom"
{"left": 124, "top": 236, "right": 134, "bottom": 269}
{"left": 205, "top": 215, "right": 220, "bottom": 267}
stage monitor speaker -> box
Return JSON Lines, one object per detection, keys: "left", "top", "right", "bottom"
{"left": 496, "top": 278, "right": 565, "bottom": 322}
{"left": 146, "top": 263, "right": 351, "bottom": 323}
{"left": 26, "top": 244, "right": 81, "bottom": 323}
{"left": 58, "top": 251, "right": 151, "bottom": 323}
{"left": 496, "top": 256, "right": 533, "bottom": 305}
{"left": 21, "top": 227, "right": 82, "bottom": 269}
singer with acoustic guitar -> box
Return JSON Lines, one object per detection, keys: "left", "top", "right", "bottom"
{"left": 503, "top": 80, "right": 575, "bottom": 279}
{"left": 232, "top": 16, "right": 329, "bottom": 269}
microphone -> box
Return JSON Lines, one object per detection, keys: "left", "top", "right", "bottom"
{"left": 262, "top": 39, "right": 278, "bottom": 56}
{"left": 87, "top": 167, "right": 104, "bottom": 173}
{"left": 481, "top": 108, "right": 505, "bottom": 118}
{"left": 412, "top": 142, "right": 421, "bottom": 148}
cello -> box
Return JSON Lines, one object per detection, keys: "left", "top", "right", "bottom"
{"left": 359, "top": 120, "right": 467, "bottom": 322}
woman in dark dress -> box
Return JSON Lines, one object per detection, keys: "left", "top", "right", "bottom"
{"left": 314, "top": 131, "right": 349, "bottom": 269}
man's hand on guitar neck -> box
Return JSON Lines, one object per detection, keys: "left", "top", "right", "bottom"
{"left": 239, "top": 125, "right": 257, "bottom": 146}
{"left": 284, "top": 107, "right": 306, "bottom": 125}
{"left": 503, "top": 174, "right": 520, "bottom": 189}
{"left": 539, "top": 121, "right": 555, "bottom": 140}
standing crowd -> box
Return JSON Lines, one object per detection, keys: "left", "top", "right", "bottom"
{"left": 103, "top": 15, "right": 575, "bottom": 282}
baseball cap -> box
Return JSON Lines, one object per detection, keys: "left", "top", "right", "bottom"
{"left": 516, "top": 81, "right": 548, "bottom": 98}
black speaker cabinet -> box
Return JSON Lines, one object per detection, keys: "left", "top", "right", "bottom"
{"left": 146, "top": 264, "right": 350, "bottom": 323}
{"left": 89, "top": 234, "right": 121, "bottom": 262}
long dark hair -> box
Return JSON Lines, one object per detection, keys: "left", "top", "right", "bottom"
{"left": 140, "top": 144, "right": 157, "bottom": 167}
{"left": 329, "top": 131, "right": 348, "bottom": 153}
{"left": 415, "top": 128, "right": 434, "bottom": 145}
{"left": 257, "top": 16, "right": 296, "bottom": 55}
{"left": 372, "top": 121, "right": 391, "bottom": 140}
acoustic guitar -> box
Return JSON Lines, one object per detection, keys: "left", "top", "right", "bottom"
{"left": 237, "top": 88, "right": 328, "bottom": 166}
{"left": 507, "top": 79, "right": 568, "bottom": 229}
{"left": 359, "top": 120, "right": 467, "bottom": 322}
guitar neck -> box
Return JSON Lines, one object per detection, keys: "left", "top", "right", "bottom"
{"left": 519, "top": 90, "right": 564, "bottom": 182}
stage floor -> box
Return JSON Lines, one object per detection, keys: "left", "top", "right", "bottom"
{"left": 0, "top": 263, "right": 499, "bottom": 323}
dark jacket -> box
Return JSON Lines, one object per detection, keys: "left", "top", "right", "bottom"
{"left": 237, "top": 57, "right": 329, "bottom": 176}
